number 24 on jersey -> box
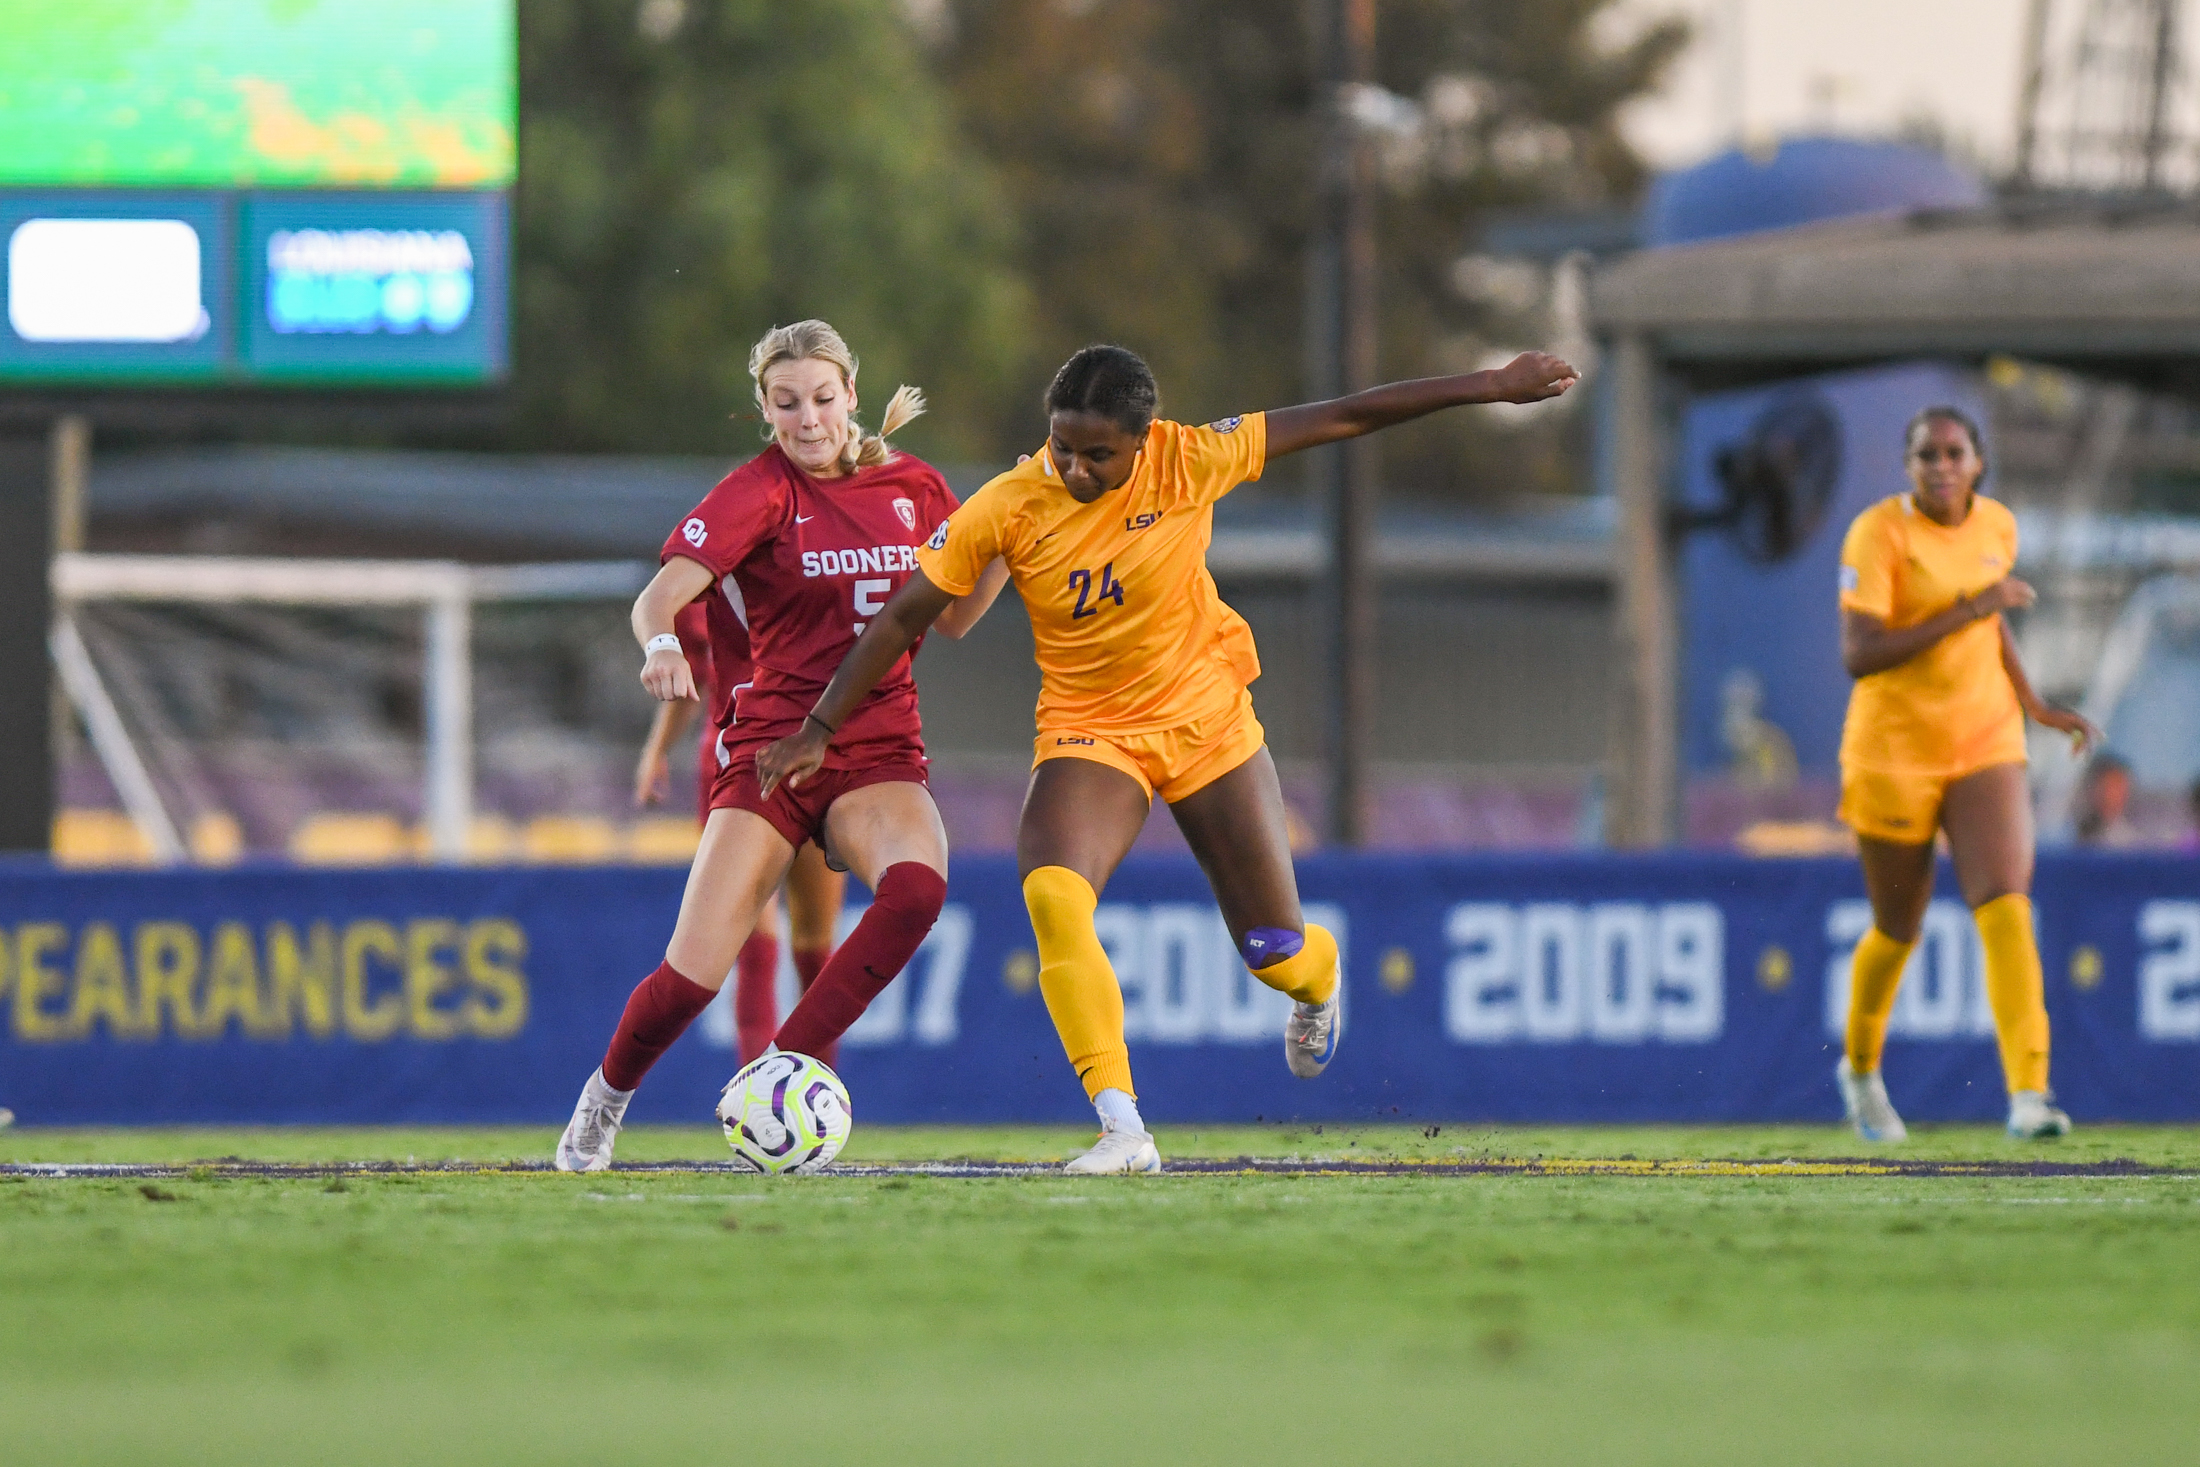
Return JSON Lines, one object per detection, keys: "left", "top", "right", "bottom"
{"left": 1068, "top": 563, "right": 1126, "bottom": 619}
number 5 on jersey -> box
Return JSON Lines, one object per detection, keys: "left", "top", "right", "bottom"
{"left": 1068, "top": 562, "right": 1125, "bottom": 619}
{"left": 853, "top": 577, "right": 891, "bottom": 635}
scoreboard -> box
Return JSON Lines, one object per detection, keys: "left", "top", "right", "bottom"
{"left": 0, "top": 2, "right": 513, "bottom": 388}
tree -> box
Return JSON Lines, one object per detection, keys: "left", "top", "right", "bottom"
{"left": 933, "top": 0, "right": 1688, "bottom": 496}
{"left": 509, "top": 0, "right": 1033, "bottom": 461}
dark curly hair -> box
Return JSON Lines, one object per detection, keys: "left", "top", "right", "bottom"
{"left": 1044, "top": 344, "right": 1159, "bottom": 435}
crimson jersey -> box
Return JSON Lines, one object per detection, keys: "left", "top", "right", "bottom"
{"left": 662, "top": 443, "right": 959, "bottom": 771}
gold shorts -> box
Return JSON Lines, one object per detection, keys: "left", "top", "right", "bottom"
{"left": 1033, "top": 687, "right": 1265, "bottom": 804}
{"left": 1838, "top": 762, "right": 2024, "bottom": 845}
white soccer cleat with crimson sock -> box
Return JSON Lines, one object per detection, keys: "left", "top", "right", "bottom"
{"left": 1064, "top": 1120, "right": 1162, "bottom": 1175}
{"left": 555, "top": 1067, "right": 633, "bottom": 1172}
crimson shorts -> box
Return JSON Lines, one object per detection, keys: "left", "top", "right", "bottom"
{"left": 709, "top": 755, "right": 930, "bottom": 852}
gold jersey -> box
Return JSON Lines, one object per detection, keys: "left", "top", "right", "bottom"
{"left": 920, "top": 414, "right": 1267, "bottom": 735}
{"left": 1837, "top": 493, "right": 2026, "bottom": 775}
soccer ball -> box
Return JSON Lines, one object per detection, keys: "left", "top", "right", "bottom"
{"left": 716, "top": 1051, "right": 851, "bottom": 1174}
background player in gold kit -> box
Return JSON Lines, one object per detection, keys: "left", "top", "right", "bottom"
{"left": 760, "top": 343, "right": 1576, "bottom": 1172}
{"left": 1834, "top": 407, "right": 2098, "bottom": 1144}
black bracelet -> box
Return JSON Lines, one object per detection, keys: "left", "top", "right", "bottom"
{"left": 805, "top": 711, "right": 837, "bottom": 736}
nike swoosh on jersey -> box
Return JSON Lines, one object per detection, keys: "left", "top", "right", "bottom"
{"left": 796, "top": 514, "right": 816, "bottom": 524}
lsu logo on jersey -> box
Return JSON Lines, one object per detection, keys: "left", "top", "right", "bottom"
{"left": 926, "top": 520, "right": 949, "bottom": 551}
{"left": 1209, "top": 416, "right": 1243, "bottom": 433}
{"left": 893, "top": 496, "right": 917, "bottom": 531}
{"left": 1125, "top": 511, "right": 1162, "bottom": 532}
{"left": 683, "top": 517, "right": 708, "bottom": 547}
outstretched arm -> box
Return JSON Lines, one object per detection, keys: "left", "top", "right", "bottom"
{"left": 1262, "top": 351, "right": 1578, "bottom": 459}
{"left": 755, "top": 570, "right": 959, "bottom": 795}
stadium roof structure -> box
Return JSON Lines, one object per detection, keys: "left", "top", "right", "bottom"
{"left": 1588, "top": 198, "right": 2200, "bottom": 846}
{"left": 1593, "top": 198, "right": 2200, "bottom": 395}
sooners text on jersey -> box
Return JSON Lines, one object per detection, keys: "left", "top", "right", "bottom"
{"left": 662, "top": 444, "right": 959, "bottom": 772}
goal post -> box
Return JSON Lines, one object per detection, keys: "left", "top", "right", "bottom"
{"left": 50, "top": 553, "right": 651, "bottom": 864}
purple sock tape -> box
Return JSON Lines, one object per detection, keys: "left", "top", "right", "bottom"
{"left": 1241, "top": 926, "right": 1305, "bottom": 970}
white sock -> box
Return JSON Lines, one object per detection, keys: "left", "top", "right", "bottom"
{"left": 1095, "top": 1087, "right": 1144, "bottom": 1134}
{"left": 589, "top": 1067, "right": 635, "bottom": 1106}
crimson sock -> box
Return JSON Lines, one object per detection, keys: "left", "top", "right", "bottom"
{"left": 774, "top": 864, "right": 945, "bottom": 1062}
{"left": 733, "top": 931, "right": 780, "bottom": 1065}
{"left": 792, "top": 945, "right": 831, "bottom": 994}
{"left": 601, "top": 961, "right": 716, "bottom": 1092}
{"left": 791, "top": 944, "right": 835, "bottom": 1067}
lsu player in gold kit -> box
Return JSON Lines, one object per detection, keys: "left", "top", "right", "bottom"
{"left": 1834, "top": 407, "right": 2097, "bottom": 1144}
{"left": 759, "top": 343, "right": 1577, "bottom": 1171}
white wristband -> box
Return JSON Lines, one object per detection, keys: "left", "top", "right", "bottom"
{"left": 643, "top": 633, "right": 682, "bottom": 657}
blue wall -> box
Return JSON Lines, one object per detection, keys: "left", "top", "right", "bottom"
{"left": 3, "top": 854, "right": 2195, "bottom": 1129}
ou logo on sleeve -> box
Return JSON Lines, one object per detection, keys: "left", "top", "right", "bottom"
{"left": 683, "top": 518, "right": 708, "bottom": 547}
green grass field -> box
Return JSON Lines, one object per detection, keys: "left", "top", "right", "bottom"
{"left": 5, "top": 1123, "right": 2198, "bottom": 1466}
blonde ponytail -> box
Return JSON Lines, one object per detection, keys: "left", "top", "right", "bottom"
{"left": 851, "top": 385, "right": 926, "bottom": 469}
{"left": 746, "top": 318, "right": 925, "bottom": 474}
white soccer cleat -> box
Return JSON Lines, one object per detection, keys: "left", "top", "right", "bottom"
{"left": 2007, "top": 1089, "right": 2073, "bottom": 1140}
{"left": 1064, "top": 1121, "right": 1162, "bottom": 1175}
{"left": 1285, "top": 990, "right": 1341, "bottom": 1079}
{"left": 1835, "top": 1058, "right": 1908, "bottom": 1144}
{"left": 555, "top": 1068, "right": 633, "bottom": 1173}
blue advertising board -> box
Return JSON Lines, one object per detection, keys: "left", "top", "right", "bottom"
{"left": 1, "top": 854, "right": 2195, "bottom": 1128}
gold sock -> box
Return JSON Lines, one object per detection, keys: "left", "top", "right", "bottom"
{"left": 1976, "top": 893, "right": 2050, "bottom": 1094}
{"left": 1251, "top": 923, "right": 1339, "bottom": 1005}
{"left": 1845, "top": 926, "right": 1913, "bottom": 1074}
{"left": 1022, "top": 866, "right": 1134, "bottom": 1102}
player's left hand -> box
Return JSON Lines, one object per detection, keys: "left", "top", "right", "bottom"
{"left": 2034, "top": 703, "right": 2101, "bottom": 756}
{"left": 757, "top": 723, "right": 828, "bottom": 797}
{"left": 1490, "top": 351, "right": 1579, "bottom": 404}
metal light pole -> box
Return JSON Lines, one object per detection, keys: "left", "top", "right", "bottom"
{"left": 1311, "top": 0, "right": 1378, "bottom": 847}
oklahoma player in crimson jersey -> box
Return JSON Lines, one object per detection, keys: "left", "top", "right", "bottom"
{"left": 558, "top": 319, "right": 1008, "bottom": 1171}
{"left": 632, "top": 600, "right": 848, "bottom": 1066}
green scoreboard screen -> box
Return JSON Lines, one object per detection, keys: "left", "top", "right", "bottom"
{"left": 0, "top": 1, "right": 513, "bottom": 387}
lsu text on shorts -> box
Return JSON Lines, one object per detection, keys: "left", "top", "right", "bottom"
{"left": 1033, "top": 686, "right": 1265, "bottom": 805}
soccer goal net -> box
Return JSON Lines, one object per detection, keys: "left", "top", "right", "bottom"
{"left": 50, "top": 553, "right": 701, "bottom": 868}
